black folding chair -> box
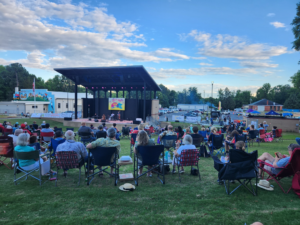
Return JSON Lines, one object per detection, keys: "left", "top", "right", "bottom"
{"left": 191, "top": 134, "right": 204, "bottom": 149}
{"left": 134, "top": 145, "right": 165, "bottom": 186}
{"left": 161, "top": 135, "right": 177, "bottom": 152}
{"left": 86, "top": 147, "right": 119, "bottom": 186}
{"left": 66, "top": 128, "right": 74, "bottom": 131}
{"left": 78, "top": 131, "right": 94, "bottom": 146}
{"left": 234, "top": 134, "right": 249, "bottom": 152}
{"left": 211, "top": 134, "right": 225, "bottom": 156}
{"left": 96, "top": 130, "right": 107, "bottom": 139}
{"left": 122, "top": 127, "right": 130, "bottom": 139}
{"left": 13, "top": 150, "right": 50, "bottom": 186}
{"left": 217, "top": 149, "right": 258, "bottom": 196}
{"left": 130, "top": 133, "right": 137, "bottom": 157}
{"left": 248, "top": 130, "right": 260, "bottom": 147}
{"left": 54, "top": 128, "right": 62, "bottom": 132}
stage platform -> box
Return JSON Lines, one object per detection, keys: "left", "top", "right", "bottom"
{"left": 63, "top": 118, "right": 145, "bottom": 130}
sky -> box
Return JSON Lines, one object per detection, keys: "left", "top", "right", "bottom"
{"left": 0, "top": 0, "right": 299, "bottom": 97}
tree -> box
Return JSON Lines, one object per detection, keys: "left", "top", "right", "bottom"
{"left": 157, "top": 84, "right": 170, "bottom": 107}
{"left": 290, "top": 71, "right": 300, "bottom": 89}
{"left": 256, "top": 83, "right": 271, "bottom": 99}
{"left": 218, "top": 87, "right": 235, "bottom": 110}
{"left": 284, "top": 93, "right": 300, "bottom": 109}
{"left": 292, "top": 3, "right": 300, "bottom": 53}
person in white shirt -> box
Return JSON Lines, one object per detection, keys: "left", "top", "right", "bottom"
{"left": 9, "top": 129, "right": 27, "bottom": 147}
{"left": 172, "top": 135, "right": 196, "bottom": 174}
{"left": 6, "top": 122, "right": 12, "bottom": 129}
{"left": 109, "top": 113, "right": 115, "bottom": 121}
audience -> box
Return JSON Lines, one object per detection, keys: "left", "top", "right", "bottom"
{"left": 190, "top": 126, "right": 202, "bottom": 142}
{"left": 78, "top": 122, "right": 95, "bottom": 141}
{"left": 159, "top": 125, "right": 177, "bottom": 139}
{"left": 13, "top": 124, "right": 19, "bottom": 133}
{"left": 177, "top": 126, "right": 184, "bottom": 140}
{"left": 96, "top": 125, "right": 107, "bottom": 139}
{"left": 20, "top": 124, "right": 32, "bottom": 135}
{"left": 56, "top": 130, "right": 88, "bottom": 175}
{"left": 132, "top": 124, "right": 144, "bottom": 134}
{"left": 6, "top": 122, "right": 12, "bottom": 129}
{"left": 48, "top": 130, "right": 65, "bottom": 151}
{"left": 102, "top": 123, "right": 107, "bottom": 131}
{"left": 8, "top": 129, "right": 25, "bottom": 147}
{"left": 172, "top": 135, "right": 196, "bottom": 174}
{"left": 258, "top": 143, "right": 300, "bottom": 177}
{"left": 272, "top": 126, "right": 277, "bottom": 138}
{"left": 224, "top": 130, "right": 240, "bottom": 152}
{"left": 263, "top": 121, "right": 269, "bottom": 132}
{"left": 32, "top": 121, "right": 38, "bottom": 130}
{"left": 41, "top": 123, "right": 54, "bottom": 141}
{"left": 28, "top": 136, "right": 44, "bottom": 152}
{"left": 86, "top": 127, "right": 120, "bottom": 175}
{"left": 257, "top": 124, "right": 264, "bottom": 131}
{"left": 133, "top": 130, "right": 155, "bottom": 176}
{"left": 235, "top": 141, "right": 245, "bottom": 151}
{"left": 41, "top": 121, "right": 46, "bottom": 127}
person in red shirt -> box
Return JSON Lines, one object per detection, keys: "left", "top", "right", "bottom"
{"left": 20, "top": 124, "right": 32, "bottom": 135}
{"left": 0, "top": 123, "right": 4, "bottom": 134}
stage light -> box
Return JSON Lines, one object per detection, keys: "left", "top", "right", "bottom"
{"left": 92, "top": 87, "right": 94, "bottom": 89}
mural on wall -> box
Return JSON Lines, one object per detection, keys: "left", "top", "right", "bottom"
{"left": 13, "top": 89, "right": 56, "bottom": 112}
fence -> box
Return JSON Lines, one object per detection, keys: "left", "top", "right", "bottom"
{"left": 282, "top": 109, "right": 300, "bottom": 112}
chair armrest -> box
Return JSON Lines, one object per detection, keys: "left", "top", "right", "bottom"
{"left": 257, "top": 159, "right": 285, "bottom": 169}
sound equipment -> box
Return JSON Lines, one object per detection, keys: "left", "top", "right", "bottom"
{"left": 175, "top": 120, "right": 179, "bottom": 122}
{"left": 133, "top": 120, "right": 141, "bottom": 125}
{"left": 94, "top": 119, "right": 99, "bottom": 122}
{"left": 88, "top": 118, "right": 91, "bottom": 121}
{"left": 64, "top": 117, "right": 72, "bottom": 121}
{"left": 101, "top": 119, "right": 106, "bottom": 122}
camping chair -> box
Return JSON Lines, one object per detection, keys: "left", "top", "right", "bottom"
{"left": 149, "top": 127, "right": 154, "bottom": 134}
{"left": 234, "top": 134, "right": 248, "bottom": 152}
{"left": 13, "top": 150, "right": 50, "bottom": 186}
{"left": 54, "top": 128, "right": 62, "bottom": 132}
{"left": 40, "top": 132, "right": 54, "bottom": 148}
{"left": 121, "top": 127, "right": 130, "bottom": 139}
{"left": 78, "top": 132, "right": 94, "bottom": 146}
{"left": 49, "top": 138, "right": 66, "bottom": 164}
{"left": 248, "top": 130, "right": 260, "bottom": 147}
{"left": 3, "top": 128, "right": 13, "bottom": 136}
{"left": 216, "top": 149, "right": 258, "bottom": 195}
{"left": 130, "top": 133, "right": 137, "bottom": 157}
{"left": 259, "top": 130, "right": 265, "bottom": 136}
{"left": 275, "top": 129, "right": 283, "bottom": 142}
{"left": 0, "top": 136, "right": 14, "bottom": 169}
{"left": 96, "top": 131, "right": 107, "bottom": 139}
{"left": 161, "top": 135, "right": 177, "bottom": 152}
{"left": 175, "top": 149, "right": 201, "bottom": 182}
{"left": 32, "top": 130, "right": 41, "bottom": 141}
{"left": 198, "top": 131, "right": 208, "bottom": 141}
{"left": 86, "top": 147, "right": 119, "bottom": 186}
{"left": 55, "top": 151, "right": 86, "bottom": 186}
{"left": 192, "top": 135, "right": 204, "bottom": 150}
{"left": 66, "top": 128, "right": 74, "bottom": 131}
{"left": 258, "top": 148, "right": 300, "bottom": 193}
{"left": 32, "top": 124, "right": 38, "bottom": 130}
{"left": 134, "top": 145, "right": 165, "bottom": 186}
{"left": 210, "top": 134, "right": 225, "bottom": 156}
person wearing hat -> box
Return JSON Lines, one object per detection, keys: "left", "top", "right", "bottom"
{"left": 172, "top": 134, "right": 196, "bottom": 174}
{"left": 258, "top": 143, "right": 300, "bottom": 177}
{"left": 20, "top": 123, "right": 32, "bottom": 135}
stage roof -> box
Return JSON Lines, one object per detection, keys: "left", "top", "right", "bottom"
{"left": 53, "top": 66, "right": 161, "bottom": 92}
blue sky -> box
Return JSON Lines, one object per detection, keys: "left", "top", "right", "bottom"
{"left": 0, "top": 0, "right": 299, "bottom": 97}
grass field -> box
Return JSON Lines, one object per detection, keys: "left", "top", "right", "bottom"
{"left": 0, "top": 118, "right": 300, "bottom": 224}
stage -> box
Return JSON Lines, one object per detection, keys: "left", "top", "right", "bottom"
{"left": 63, "top": 118, "right": 145, "bottom": 130}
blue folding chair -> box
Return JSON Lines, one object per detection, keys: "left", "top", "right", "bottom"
{"left": 66, "top": 128, "right": 74, "bottom": 131}
{"left": 134, "top": 145, "right": 165, "bottom": 186}
{"left": 54, "top": 128, "right": 62, "bottom": 132}
{"left": 161, "top": 135, "right": 177, "bottom": 152}
{"left": 49, "top": 138, "right": 66, "bottom": 156}
{"left": 86, "top": 147, "right": 118, "bottom": 186}
{"left": 198, "top": 131, "right": 208, "bottom": 141}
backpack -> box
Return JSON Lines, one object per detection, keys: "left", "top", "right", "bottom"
{"left": 292, "top": 172, "right": 300, "bottom": 198}
{"left": 191, "top": 167, "right": 199, "bottom": 176}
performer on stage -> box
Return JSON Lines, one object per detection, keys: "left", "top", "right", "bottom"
{"left": 117, "top": 111, "right": 121, "bottom": 120}
{"left": 109, "top": 113, "right": 115, "bottom": 121}
{"left": 102, "top": 114, "right": 106, "bottom": 121}
{"left": 93, "top": 113, "right": 98, "bottom": 119}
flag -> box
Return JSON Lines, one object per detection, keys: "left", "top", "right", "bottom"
{"left": 33, "top": 78, "right": 35, "bottom": 94}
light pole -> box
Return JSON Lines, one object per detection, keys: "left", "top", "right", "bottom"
{"left": 211, "top": 81, "right": 214, "bottom": 98}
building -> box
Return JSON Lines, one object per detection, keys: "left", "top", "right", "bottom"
{"left": 177, "top": 104, "right": 209, "bottom": 111}
{"left": 248, "top": 99, "right": 283, "bottom": 112}
{"left": 0, "top": 88, "right": 93, "bottom": 114}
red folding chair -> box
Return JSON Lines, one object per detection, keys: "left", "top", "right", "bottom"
{"left": 3, "top": 128, "right": 13, "bottom": 136}
{"left": 258, "top": 148, "right": 300, "bottom": 193}
{"left": 0, "top": 136, "right": 14, "bottom": 169}
{"left": 275, "top": 129, "right": 283, "bottom": 142}
{"left": 259, "top": 129, "right": 265, "bottom": 136}
{"left": 40, "top": 132, "right": 54, "bottom": 148}
{"left": 149, "top": 127, "right": 154, "bottom": 134}
{"left": 175, "top": 149, "right": 200, "bottom": 182}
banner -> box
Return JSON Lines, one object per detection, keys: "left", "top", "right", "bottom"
{"left": 109, "top": 98, "right": 125, "bottom": 111}
{"left": 186, "top": 117, "right": 198, "bottom": 122}
{"left": 30, "top": 113, "right": 81, "bottom": 118}
{"left": 172, "top": 115, "right": 184, "bottom": 122}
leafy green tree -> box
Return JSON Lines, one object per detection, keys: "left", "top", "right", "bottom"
{"left": 235, "top": 90, "right": 251, "bottom": 108}
{"left": 290, "top": 71, "right": 300, "bottom": 89}
{"left": 292, "top": 3, "right": 300, "bottom": 53}
{"left": 284, "top": 93, "right": 300, "bottom": 109}
{"left": 218, "top": 87, "right": 235, "bottom": 110}
{"left": 256, "top": 83, "right": 271, "bottom": 99}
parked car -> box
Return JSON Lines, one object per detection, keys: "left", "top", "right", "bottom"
{"left": 222, "top": 110, "right": 230, "bottom": 115}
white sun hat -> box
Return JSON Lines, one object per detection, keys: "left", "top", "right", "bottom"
{"left": 119, "top": 183, "right": 136, "bottom": 192}
{"left": 255, "top": 180, "right": 274, "bottom": 191}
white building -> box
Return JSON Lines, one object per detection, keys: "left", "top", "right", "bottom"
{"left": 177, "top": 104, "right": 209, "bottom": 111}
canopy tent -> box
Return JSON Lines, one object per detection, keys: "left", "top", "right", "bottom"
{"left": 246, "top": 109, "right": 254, "bottom": 113}
{"left": 265, "top": 110, "right": 280, "bottom": 115}
{"left": 283, "top": 113, "right": 293, "bottom": 117}
{"left": 250, "top": 111, "right": 260, "bottom": 114}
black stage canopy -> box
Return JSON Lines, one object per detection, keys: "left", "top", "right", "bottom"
{"left": 53, "top": 66, "right": 161, "bottom": 120}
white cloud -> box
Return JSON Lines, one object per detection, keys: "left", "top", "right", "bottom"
{"left": 239, "top": 61, "right": 278, "bottom": 68}
{"left": 192, "top": 57, "right": 207, "bottom": 60}
{"left": 267, "top": 13, "right": 275, "bottom": 17}
{"left": 150, "top": 38, "right": 155, "bottom": 41}
{"left": 184, "top": 30, "right": 287, "bottom": 60}
{"left": 199, "top": 63, "right": 213, "bottom": 66}
{"left": 270, "top": 21, "right": 285, "bottom": 28}
{"left": 0, "top": 0, "right": 187, "bottom": 70}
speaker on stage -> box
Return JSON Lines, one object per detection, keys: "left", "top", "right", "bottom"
{"left": 64, "top": 117, "right": 72, "bottom": 121}
{"left": 94, "top": 119, "right": 99, "bottom": 122}
{"left": 133, "top": 120, "right": 141, "bottom": 125}
{"left": 88, "top": 117, "right": 91, "bottom": 121}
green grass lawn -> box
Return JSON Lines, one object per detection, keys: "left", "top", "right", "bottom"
{"left": 1, "top": 119, "right": 300, "bottom": 224}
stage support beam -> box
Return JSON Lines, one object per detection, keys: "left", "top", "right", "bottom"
{"left": 154, "top": 91, "right": 156, "bottom": 99}
{"left": 86, "top": 88, "right": 88, "bottom": 99}
{"left": 143, "top": 82, "right": 146, "bottom": 122}
{"left": 75, "top": 82, "right": 78, "bottom": 119}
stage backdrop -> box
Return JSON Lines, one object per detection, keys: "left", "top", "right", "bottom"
{"left": 109, "top": 98, "right": 125, "bottom": 110}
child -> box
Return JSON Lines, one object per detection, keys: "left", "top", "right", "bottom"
{"left": 235, "top": 141, "right": 246, "bottom": 151}
{"left": 272, "top": 126, "right": 277, "bottom": 138}
{"left": 263, "top": 121, "right": 269, "bottom": 132}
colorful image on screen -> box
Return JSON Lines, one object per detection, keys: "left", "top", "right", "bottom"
{"left": 109, "top": 98, "right": 125, "bottom": 111}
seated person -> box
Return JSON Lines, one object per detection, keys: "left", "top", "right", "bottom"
{"left": 78, "top": 122, "right": 95, "bottom": 141}
{"left": 23, "top": 122, "right": 29, "bottom": 129}
{"left": 0, "top": 123, "right": 4, "bottom": 133}
{"left": 235, "top": 141, "right": 245, "bottom": 151}
{"left": 177, "top": 126, "right": 184, "bottom": 140}
{"left": 207, "top": 126, "right": 219, "bottom": 146}
{"left": 257, "top": 123, "right": 264, "bottom": 131}
{"left": 6, "top": 122, "right": 12, "bottom": 129}
{"left": 86, "top": 128, "right": 120, "bottom": 175}
{"left": 112, "top": 123, "right": 120, "bottom": 140}
{"left": 102, "top": 123, "right": 107, "bottom": 131}
{"left": 41, "top": 121, "right": 46, "bottom": 127}
{"left": 56, "top": 130, "right": 89, "bottom": 175}
{"left": 28, "top": 125, "right": 34, "bottom": 133}
{"left": 132, "top": 124, "right": 144, "bottom": 134}
{"left": 13, "top": 124, "right": 19, "bottom": 133}
{"left": 272, "top": 126, "right": 277, "bottom": 138}
{"left": 32, "top": 121, "right": 38, "bottom": 130}
{"left": 263, "top": 121, "right": 269, "bottom": 132}
{"left": 172, "top": 135, "right": 196, "bottom": 174}
{"left": 28, "top": 136, "right": 44, "bottom": 152}
{"left": 48, "top": 130, "right": 65, "bottom": 151}
{"left": 159, "top": 125, "right": 177, "bottom": 139}
{"left": 216, "top": 128, "right": 222, "bottom": 134}
{"left": 9, "top": 129, "right": 24, "bottom": 147}
{"left": 41, "top": 123, "right": 54, "bottom": 141}
{"left": 224, "top": 130, "right": 240, "bottom": 152}
{"left": 101, "top": 114, "right": 106, "bottom": 120}
{"left": 133, "top": 130, "right": 155, "bottom": 176}
{"left": 109, "top": 113, "right": 115, "bottom": 120}
{"left": 96, "top": 125, "right": 107, "bottom": 139}
{"left": 190, "top": 126, "right": 202, "bottom": 142}
{"left": 90, "top": 124, "right": 97, "bottom": 131}
{"left": 258, "top": 143, "right": 300, "bottom": 177}
{"left": 14, "top": 134, "right": 48, "bottom": 171}
{"left": 20, "top": 124, "right": 32, "bottom": 135}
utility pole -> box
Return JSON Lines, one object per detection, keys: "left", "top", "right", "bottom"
{"left": 211, "top": 81, "right": 214, "bottom": 98}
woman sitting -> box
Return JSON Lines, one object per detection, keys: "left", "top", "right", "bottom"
{"left": 177, "top": 126, "right": 184, "bottom": 140}
{"left": 14, "top": 134, "right": 47, "bottom": 171}
{"left": 172, "top": 135, "right": 196, "bottom": 174}
{"left": 224, "top": 130, "right": 240, "bottom": 152}
{"left": 133, "top": 130, "right": 155, "bottom": 177}
{"left": 235, "top": 141, "right": 246, "bottom": 151}
{"left": 102, "top": 114, "right": 106, "bottom": 120}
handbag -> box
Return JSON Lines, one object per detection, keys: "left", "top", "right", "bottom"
{"left": 191, "top": 167, "right": 199, "bottom": 176}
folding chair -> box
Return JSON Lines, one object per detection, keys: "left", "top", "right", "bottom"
{"left": 3, "top": 128, "right": 13, "bottom": 136}
{"left": 234, "top": 134, "right": 248, "bottom": 152}
{"left": 96, "top": 131, "right": 107, "bottom": 139}
{"left": 66, "top": 128, "right": 74, "bottom": 131}
{"left": 32, "top": 124, "right": 38, "bottom": 130}
{"left": 175, "top": 149, "right": 201, "bottom": 182}
{"left": 191, "top": 134, "right": 204, "bottom": 152}
{"left": 130, "top": 133, "right": 137, "bottom": 157}
{"left": 86, "top": 147, "right": 119, "bottom": 186}
{"left": 149, "top": 127, "right": 154, "bottom": 134}
{"left": 54, "top": 128, "right": 62, "bottom": 132}
{"left": 40, "top": 132, "right": 54, "bottom": 148}
{"left": 258, "top": 148, "right": 300, "bottom": 193}
{"left": 78, "top": 132, "right": 94, "bottom": 146}
{"left": 121, "top": 127, "right": 130, "bottom": 139}
{"left": 275, "top": 129, "right": 283, "bottom": 142}
{"left": 55, "top": 151, "right": 86, "bottom": 186}
{"left": 134, "top": 145, "right": 165, "bottom": 186}
{"left": 161, "top": 135, "right": 177, "bottom": 152}
{"left": 198, "top": 131, "right": 208, "bottom": 141}
{"left": 210, "top": 134, "right": 225, "bottom": 156}
{"left": 218, "top": 149, "right": 258, "bottom": 195}
{"left": 49, "top": 138, "right": 66, "bottom": 166}
{"left": 259, "top": 130, "right": 265, "bottom": 136}
{"left": 248, "top": 130, "right": 260, "bottom": 147}
{"left": 13, "top": 150, "right": 50, "bottom": 186}
{"left": 0, "top": 136, "right": 14, "bottom": 169}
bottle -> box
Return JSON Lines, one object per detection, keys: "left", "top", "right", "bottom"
{"left": 165, "top": 151, "right": 169, "bottom": 162}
